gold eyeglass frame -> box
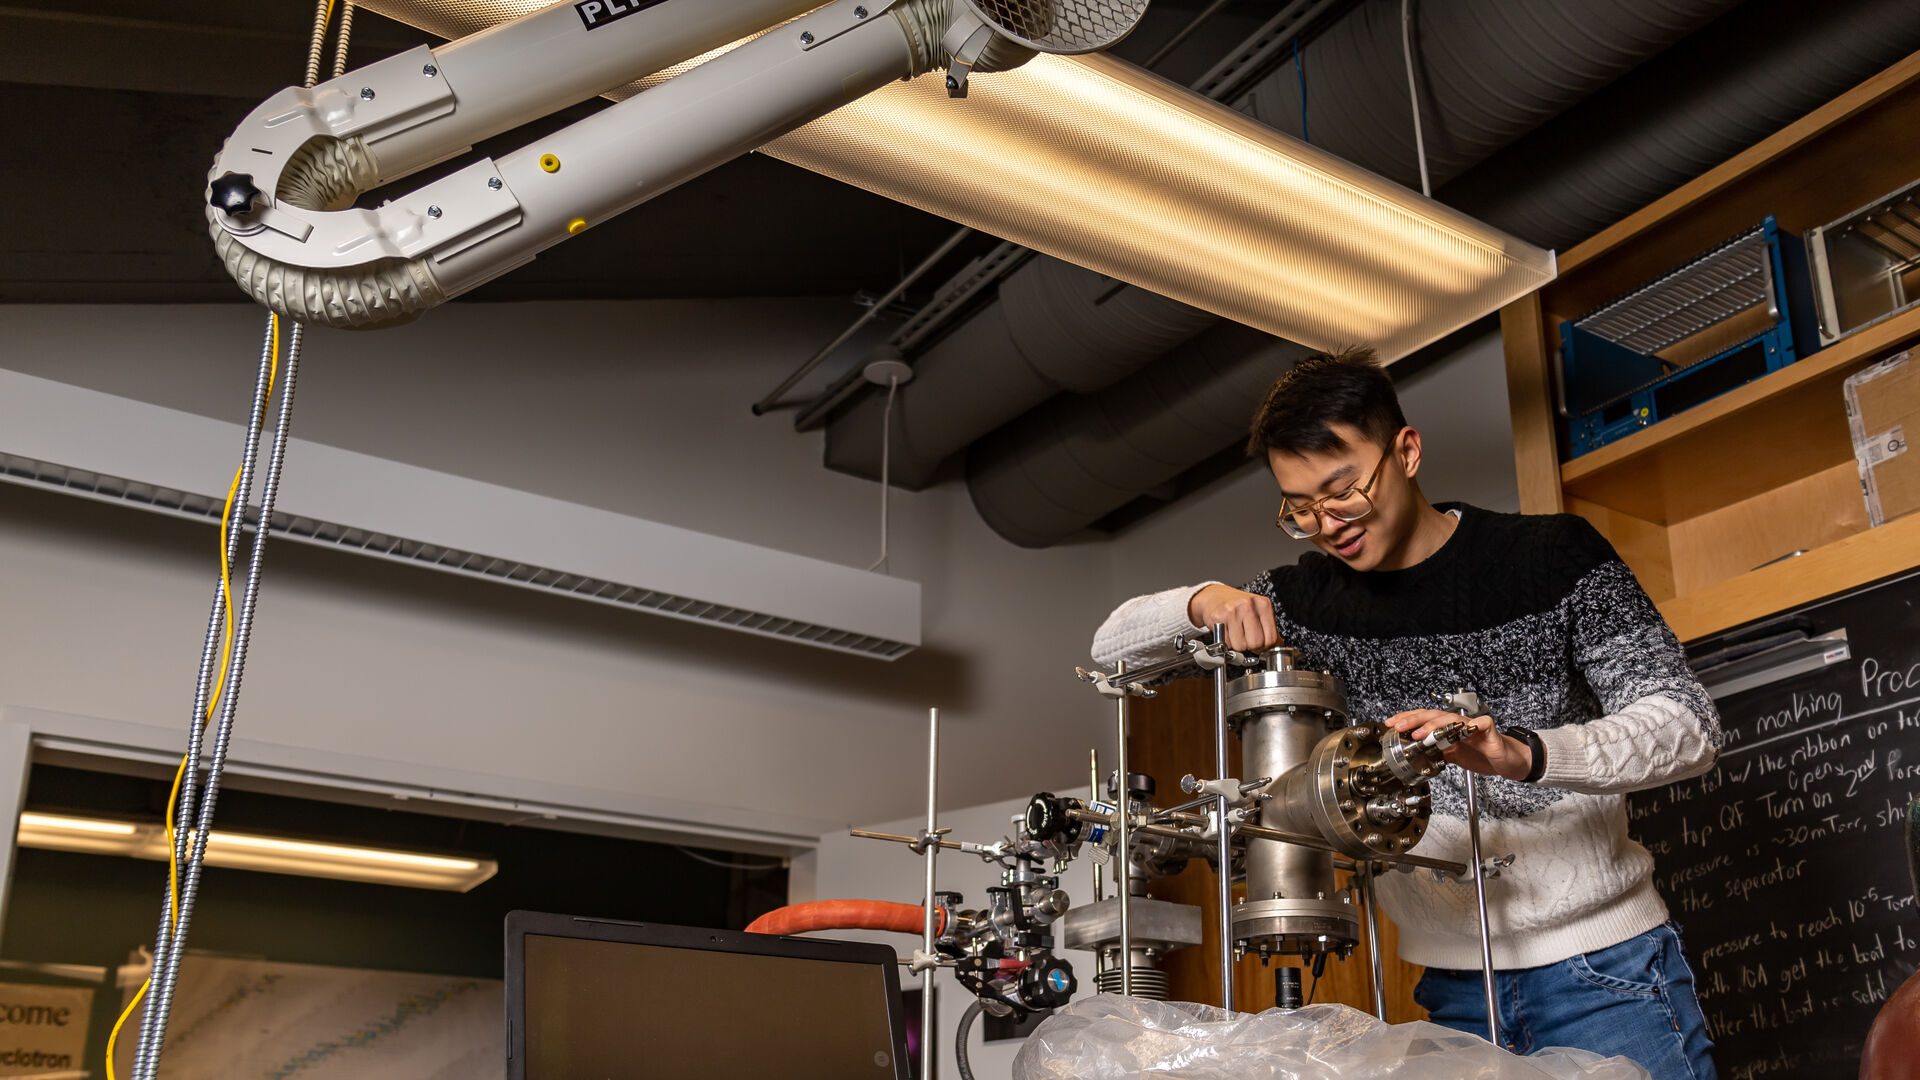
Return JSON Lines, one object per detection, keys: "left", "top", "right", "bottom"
{"left": 1275, "top": 441, "right": 1397, "bottom": 539}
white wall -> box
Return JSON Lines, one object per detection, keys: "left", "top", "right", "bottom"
{"left": 0, "top": 302, "right": 1116, "bottom": 841}
{"left": 0, "top": 307, "right": 1517, "bottom": 841}
{"left": 800, "top": 786, "right": 1101, "bottom": 1080}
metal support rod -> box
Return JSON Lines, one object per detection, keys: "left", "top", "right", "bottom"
{"left": 1464, "top": 770, "right": 1500, "bottom": 1046}
{"left": 752, "top": 227, "right": 974, "bottom": 414}
{"left": 1089, "top": 748, "right": 1105, "bottom": 905}
{"left": 1210, "top": 624, "right": 1235, "bottom": 1011}
{"left": 919, "top": 706, "right": 940, "bottom": 1080}
{"left": 1359, "top": 862, "right": 1387, "bottom": 1021}
{"left": 850, "top": 828, "right": 964, "bottom": 852}
{"left": 1140, "top": 0, "right": 1235, "bottom": 68}
{"left": 1113, "top": 661, "right": 1132, "bottom": 997}
{"left": 1078, "top": 643, "right": 1263, "bottom": 696}
{"left": 1156, "top": 793, "right": 1221, "bottom": 820}
{"left": 1066, "top": 809, "right": 1468, "bottom": 876}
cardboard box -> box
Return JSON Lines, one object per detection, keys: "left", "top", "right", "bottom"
{"left": 1846, "top": 350, "right": 1920, "bottom": 525}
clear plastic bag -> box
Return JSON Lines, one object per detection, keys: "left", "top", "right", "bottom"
{"left": 1012, "top": 997, "right": 1653, "bottom": 1080}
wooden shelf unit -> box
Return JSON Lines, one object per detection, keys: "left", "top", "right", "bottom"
{"left": 1501, "top": 50, "right": 1920, "bottom": 642}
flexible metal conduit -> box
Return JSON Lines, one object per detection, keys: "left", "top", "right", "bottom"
{"left": 821, "top": 0, "right": 1745, "bottom": 490}
{"left": 964, "top": 0, "right": 1920, "bottom": 547}
{"left": 206, "top": 137, "right": 442, "bottom": 330}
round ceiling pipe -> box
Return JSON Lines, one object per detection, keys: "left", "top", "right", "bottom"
{"left": 823, "top": 257, "right": 1212, "bottom": 489}
{"left": 1450, "top": 0, "right": 1920, "bottom": 246}
{"left": 1242, "top": 0, "right": 1744, "bottom": 192}
{"left": 968, "top": 325, "right": 1305, "bottom": 547}
{"left": 966, "top": 0, "right": 1920, "bottom": 548}
{"left": 823, "top": 0, "right": 1745, "bottom": 491}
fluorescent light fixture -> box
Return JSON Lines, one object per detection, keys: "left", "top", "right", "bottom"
{"left": 358, "top": 0, "right": 1556, "bottom": 361}
{"left": 19, "top": 812, "right": 138, "bottom": 836}
{"left": 16, "top": 812, "right": 498, "bottom": 892}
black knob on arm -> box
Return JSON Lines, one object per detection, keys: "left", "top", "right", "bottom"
{"left": 209, "top": 173, "right": 262, "bottom": 218}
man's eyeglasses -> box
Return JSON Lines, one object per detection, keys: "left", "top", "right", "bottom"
{"left": 1275, "top": 443, "right": 1395, "bottom": 539}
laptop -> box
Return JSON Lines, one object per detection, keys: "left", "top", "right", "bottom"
{"left": 505, "top": 910, "right": 910, "bottom": 1079}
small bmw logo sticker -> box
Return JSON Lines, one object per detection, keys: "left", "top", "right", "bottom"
{"left": 1048, "top": 969, "right": 1071, "bottom": 992}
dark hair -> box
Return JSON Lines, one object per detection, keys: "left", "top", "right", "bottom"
{"left": 1245, "top": 346, "right": 1407, "bottom": 458}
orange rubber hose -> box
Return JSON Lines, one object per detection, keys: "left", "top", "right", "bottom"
{"left": 745, "top": 899, "right": 946, "bottom": 937}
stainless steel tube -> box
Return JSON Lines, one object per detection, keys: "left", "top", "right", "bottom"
{"left": 1360, "top": 864, "right": 1387, "bottom": 1020}
{"left": 920, "top": 706, "right": 939, "bottom": 1080}
{"left": 1114, "top": 661, "right": 1132, "bottom": 997}
{"left": 1465, "top": 771, "right": 1499, "bottom": 1045}
{"left": 1210, "top": 625, "right": 1234, "bottom": 1010}
{"left": 1243, "top": 718, "right": 1331, "bottom": 907}
{"left": 1089, "top": 748, "right": 1105, "bottom": 905}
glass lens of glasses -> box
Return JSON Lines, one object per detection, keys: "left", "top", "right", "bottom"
{"left": 1323, "top": 490, "right": 1374, "bottom": 523}
{"left": 1277, "top": 489, "right": 1374, "bottom": 538}
{"left": 1279, "top": 511, "right": 1317, "bottom": 538}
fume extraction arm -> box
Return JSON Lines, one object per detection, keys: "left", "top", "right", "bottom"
{"left": 203, "top": 0, "right": 1148, "bottom": 329}
{"left": 206, "top": 0, "right": 1556, "bottom": 353}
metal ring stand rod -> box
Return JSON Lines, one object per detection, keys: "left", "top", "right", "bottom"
{"left": 918, "top": 707, "right": 940, "bottom": 1080}
{"left": 1464, "top": 769, "right": 1500, "bottom": 1046}
{"left": 1359, "top": 862, "right": 1387, "bottom": 1021}
{"left": 1062, "top": 808, "right": 1468, "bottom": 877}
{"left": 1112, "top": 661, "right": 1133, "bottom": 998}
{"left": 1209, "top": 625, "right": 1235, "bottom": 1011}
{"left": 1089, "top": 747, "right": 1105, "bottom": 980}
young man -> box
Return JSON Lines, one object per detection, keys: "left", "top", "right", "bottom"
{"left": 1091, "top": 347, "right": 1721, "bottom": 1080}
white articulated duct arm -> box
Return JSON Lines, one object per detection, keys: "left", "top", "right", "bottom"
{"left": 205, "top": 0, "right": 1147, "bottom": 329}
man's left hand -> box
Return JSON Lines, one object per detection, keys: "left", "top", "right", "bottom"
{"left": 1384, "top": 709, "right": 1532, "bottom": 781}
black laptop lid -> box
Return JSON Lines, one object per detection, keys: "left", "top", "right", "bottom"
{"left": 505, "top": 910, "right": 909, "bottom": 1080}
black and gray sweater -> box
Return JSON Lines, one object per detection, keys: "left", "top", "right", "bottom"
{"left": 1091, "top": 504, "right": 1723, "bottom": 970}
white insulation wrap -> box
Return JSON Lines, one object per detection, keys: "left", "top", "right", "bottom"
{"left": 206, "top": 136, "right": 446, "bottom": 329}
{"left": 1012, "top": 999, "right": 1653, "bottom": 1080}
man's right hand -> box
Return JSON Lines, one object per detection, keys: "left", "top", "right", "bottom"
{"left": 1187, "top": 584, "right": 1281, "bottom": 653}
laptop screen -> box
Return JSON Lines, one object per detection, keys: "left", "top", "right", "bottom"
{"left": 519, "top": 932, "right": 903, "bottom": 1079}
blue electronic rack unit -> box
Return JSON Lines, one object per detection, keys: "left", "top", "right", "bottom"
{"left": 1559, "top": 216, "right": 1822, "bottom": 458}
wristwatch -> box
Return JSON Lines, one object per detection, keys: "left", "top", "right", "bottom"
{"left": 1501, "top": 724, "right": 1548, "bottom": 783}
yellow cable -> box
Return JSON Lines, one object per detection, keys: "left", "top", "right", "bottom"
{"left": 110, "top": 1, "right": 331, "bottom": 1066}
{"left": 105, "top": 315, "right": 280, "bottom": 1076}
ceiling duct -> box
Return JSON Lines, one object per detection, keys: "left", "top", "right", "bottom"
{"left": 823, "top": 0, "right": 1744, "bottom": 487}
{"left": 825, "top": 258, "right": 1215, "bottom": 489}
{"left": 0, "top": 371, "right": 920, "bottom": 660}
{"left": 1443, "top": 0, "right": 1920, "bottom": 247}
{"left": 965, "top": 0, "right": 1920, "bottom": 548}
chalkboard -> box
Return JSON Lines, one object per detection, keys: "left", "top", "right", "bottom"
{"left": 1629, "top": 568, "right": 1920, "bottom": 1080}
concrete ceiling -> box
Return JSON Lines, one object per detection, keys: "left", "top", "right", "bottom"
{"left": 0, "top": 0, "right": 1267, "bottom": 305}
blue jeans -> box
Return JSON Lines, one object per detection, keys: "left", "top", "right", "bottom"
{"left": 1414, "top": 923, "right": 1716, "bottom": 1080}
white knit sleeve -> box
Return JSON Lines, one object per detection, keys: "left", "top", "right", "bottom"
{"left": 1090, "top": 582, "right": 1220, "bottom": 669}
{"left": 1533, "top": 693, "right": 1718, "bottom": 794}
